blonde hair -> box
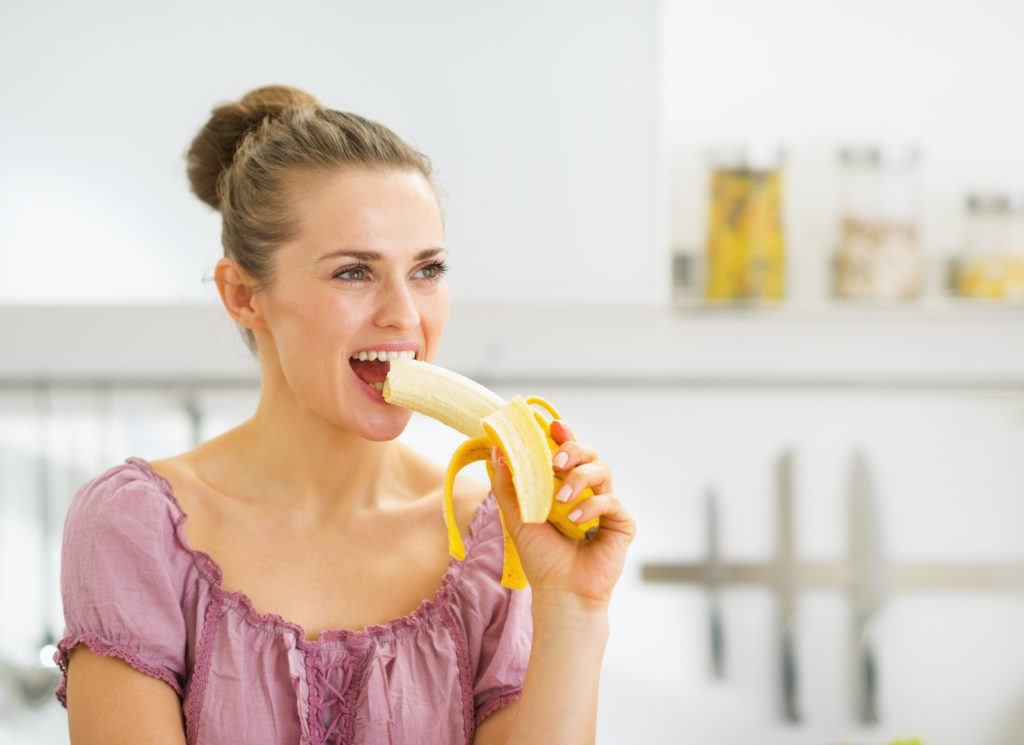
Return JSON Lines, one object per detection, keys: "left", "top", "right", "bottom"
{"left": 186, "top": 85, "right": 434, "bottom": 349}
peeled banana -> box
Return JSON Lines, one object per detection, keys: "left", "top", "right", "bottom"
{"left": 383, "top": 358, "right": 600, "bottom": 589}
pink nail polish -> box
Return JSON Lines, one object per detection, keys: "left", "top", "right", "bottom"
{"left": 553, "top": 451, "right": 569, "bottom": 469}
{"left": 568, "top": 508, "right": 584, "bottom": 523}
{"left": 555, "top": 483, "right": 573, "bottom": 503}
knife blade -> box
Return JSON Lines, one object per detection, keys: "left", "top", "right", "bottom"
{"left": 705, "top": 486, "right": 726, "bottom": 679}
{"left": 849, "top": 450, "right": 887, "bottom": 724}
{"left": 776, "top": 450, "right": 800, "bottom": 723}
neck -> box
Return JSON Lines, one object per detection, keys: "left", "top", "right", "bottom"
{"left": 204, "top": 391, "right": 407, "bottom": 519}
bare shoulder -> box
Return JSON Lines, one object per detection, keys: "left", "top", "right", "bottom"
{"left": 149, "top": 453, "right": 192, "bottom": 484}
{"left": 148, "top": 446, "right": 217, "bottom": 520}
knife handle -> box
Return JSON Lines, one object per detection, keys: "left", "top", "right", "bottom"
{"left": 709, "top": 602, "right": 725, "bottom": 679}
{"left": 782, "top": 621, "right": 800, "bottom": 723}
{"left": 859, "top": 626, "right": 879, "bottom": 724}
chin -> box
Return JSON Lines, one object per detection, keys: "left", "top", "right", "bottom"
{"left": 357, "top": 410, "right": 413, "bottom": 443}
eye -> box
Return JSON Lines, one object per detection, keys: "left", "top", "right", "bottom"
{"left": 333, "top": 263, "right": 371, "bottom": 282}
{"left": 415, "top": 260, "right": 449, "bottom": 280}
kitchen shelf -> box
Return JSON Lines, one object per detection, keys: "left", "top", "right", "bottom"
{"left": 1, "top": 303, "right": 1022, "bottom": 391}
{"left": 670, "top": 295, "right": 1024, "bottom": 316}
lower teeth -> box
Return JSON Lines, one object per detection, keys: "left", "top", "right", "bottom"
{"left": 371, "top": 382, "right": 385, "bottom": 392}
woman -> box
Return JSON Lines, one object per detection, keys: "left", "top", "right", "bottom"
{"left": 56, "top": 85, "right": 635, "bottom": 745}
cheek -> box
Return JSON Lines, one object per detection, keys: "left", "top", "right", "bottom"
{"left": 427, "top": 287, "right": 451, "bottom": 326}
{"left": 260, "top": 291, "right": 352, "bottom": 366}
{"left": 422, "top": 292, "right": 450, "bottom": 360}
{"left": 290, "top": 291, "right": 364, "bottom": 335}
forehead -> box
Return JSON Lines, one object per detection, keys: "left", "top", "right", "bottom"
{"left": 283, "top": 167, "right": 443, "bottom": 248}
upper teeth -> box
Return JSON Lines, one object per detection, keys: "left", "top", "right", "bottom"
{"left": 351, "top": 349, "right": 416, "bottom": 362}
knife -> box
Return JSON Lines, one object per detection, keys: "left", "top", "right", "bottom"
{"left": 705, "top": 487, "right": 726, "bottom": 679}
{"left": 776, "top": 450, "right": 801, "bottom": 723}
{"left": 849, "top": 450, "right": 887, "bottom": 724}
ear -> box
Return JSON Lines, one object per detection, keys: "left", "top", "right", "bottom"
{"left": 214, "top": 257, "right": 267, "bottom": 332}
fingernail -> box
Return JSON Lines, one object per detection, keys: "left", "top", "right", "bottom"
{"left": 555, "top": 483, "right": 574, "bottom": 503}
{"left": 553, "top": 451, "right": 569, "bottom": 469}
{"left": 568, "top": 508, "right": 584, "bottom": 523}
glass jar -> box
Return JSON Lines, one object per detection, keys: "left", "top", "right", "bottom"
{"left": 704, "top": 145, "right": 786, "bottom": 302}
{"left": 834, "top": 145, "right": 922, "bottom": 300}
{"left": 956, "top": 192, "right": 1024, "bottom": 300}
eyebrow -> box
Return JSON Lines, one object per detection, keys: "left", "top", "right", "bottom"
{"left": 316, "top": 248, "right": 447, "bottom": 263}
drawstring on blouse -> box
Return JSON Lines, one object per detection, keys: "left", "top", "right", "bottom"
{"left": 307, "top": 648, "right": 358, "bottom": 744}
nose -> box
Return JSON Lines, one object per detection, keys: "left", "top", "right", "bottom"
{"left": 374, "top": 279, "right": 420, "bottom": 330}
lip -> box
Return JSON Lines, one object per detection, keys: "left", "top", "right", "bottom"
{"left": 352, "top": 372, "right": 387, "bottom": 402}
{"left": 349, "top": 341, "right": 422, "bottom": 358}
{"left": 348, "top": 342, "right": 422, "bottom": 402}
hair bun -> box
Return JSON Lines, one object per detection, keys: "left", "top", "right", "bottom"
{"left": 186, "top": 85, "right": 320, "bottom": 210}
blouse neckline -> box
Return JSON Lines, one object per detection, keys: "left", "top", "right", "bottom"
{"left": 124, "top": 456, "right": 491, "bottom": 647}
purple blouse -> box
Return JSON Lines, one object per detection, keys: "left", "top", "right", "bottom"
{"left": 56, "top": 458, "right": 532, "bottom": 744}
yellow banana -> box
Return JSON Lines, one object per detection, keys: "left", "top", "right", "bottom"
{"left": 383, "top": 358, "right": 600, "bottom": 589}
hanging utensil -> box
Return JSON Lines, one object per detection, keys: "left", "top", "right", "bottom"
{"left": 776, "top": 449, "right": 801, "bottom": 723}
{"left": 705, "top": 486, "right": 726, "bottom": 679}
{"left": 849, "top": 450, "right": 887, "bottom": 724}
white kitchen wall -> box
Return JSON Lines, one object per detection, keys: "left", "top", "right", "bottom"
{"left": 0, "top": 0, "right": 658, "bottom": 306}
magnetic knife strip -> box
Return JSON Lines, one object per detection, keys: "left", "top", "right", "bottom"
{"left": 639, "top": 450, "right": 1024, "bottom": 725}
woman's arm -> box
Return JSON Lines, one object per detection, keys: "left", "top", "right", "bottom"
{"left": 473, "top": 597, "right": 610, "bottom": 744}
{"left": 65, "top": 646, "right": 186, "bottom": 745}
{"left": 475, "top": 420, "right": 636, "bottom": 745}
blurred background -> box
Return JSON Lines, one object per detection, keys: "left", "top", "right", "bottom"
{"left": 2, "top": 1, "right": 1023, "bottom": 743}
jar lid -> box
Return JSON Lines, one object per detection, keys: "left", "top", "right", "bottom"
{"left": 707, "top": 143, "right": 785, "bottom": 171}
{"left": 839, "top": 144, "right": 921, "bottom": 168}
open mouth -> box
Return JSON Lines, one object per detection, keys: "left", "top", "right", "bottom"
{"left": 350, "top": 349, "right": 417, "bottom": 392}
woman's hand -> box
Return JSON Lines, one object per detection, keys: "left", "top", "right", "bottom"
{"left": 489, "top": 420, "right": 635, "bottom": 611}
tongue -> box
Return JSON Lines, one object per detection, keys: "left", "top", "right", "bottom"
{"left": 351, "top": 359, "right": 390, "bottom": 385}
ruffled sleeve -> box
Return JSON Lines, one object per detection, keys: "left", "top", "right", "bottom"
{"left": 55, "top": 460, "right": 192, "bottom": 705}
{"left": 453, "top": 493, "right": 534, "bottom": 726}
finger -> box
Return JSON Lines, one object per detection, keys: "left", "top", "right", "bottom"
{"left": 553, "top": 461, "right": 613, "bottom": 505}
{"left": 564, "top": 492, "right": 636, "bottom": 542}
{"left": 549, "top": 419, "right": 575, "bottom": 445}
{"left": 552, "top": 440, "right": 599, "bottom": 472}
{"left": 489, "top": 446, "right": 523, "bottom": 533}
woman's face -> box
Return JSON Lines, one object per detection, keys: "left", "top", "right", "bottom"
{"left": 252, "top": 167, "right": 449, "bottom": 441}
